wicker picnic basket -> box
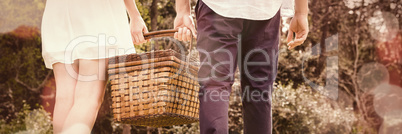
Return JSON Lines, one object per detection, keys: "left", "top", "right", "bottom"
{"left": 108, "top": 29, "right": 200, "bottom": 127}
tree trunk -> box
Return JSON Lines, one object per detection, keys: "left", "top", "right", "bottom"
{"left": 150, "top": 0, "right": 160, "bottom": 31}
{"left": 317, "top": 24, "right": 328, "bottom": 77}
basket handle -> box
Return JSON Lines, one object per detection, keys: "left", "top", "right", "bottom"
{"left": 142, "top": 29, "right": 195, "bottom": 64}
{"left": 143, "top": 29, "right": 178, "bottom": 40}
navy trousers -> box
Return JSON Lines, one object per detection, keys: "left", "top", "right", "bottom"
{"left": 195, "top": 0, "right": 281, "bottom": 134}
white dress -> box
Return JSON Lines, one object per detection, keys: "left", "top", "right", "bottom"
{"left": 41, "top": 0, "right": 135, "bottom": 69}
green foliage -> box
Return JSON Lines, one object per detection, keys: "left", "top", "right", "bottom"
{"left": 272, "top": 83, "right": 356, "bottom": 133}
{"left": 136, "top": 0, "right": 151, "bottom": 27}
{"left": 0, "top": 101, "right": 52, "bottom": 134}
{"left": 161, "top": 82, "right": 357, "bottom": 134}
{"left": 0, "top": 27, "right": 51, "bottom": 123}
{"left": 135, "top": 0, "right": 176, "bottom": 31}
{"left": 164, "top": 122, "right": 200, "bottom": 134}
{"left": 2, "top": 0, "right": 400, "bottom": 133}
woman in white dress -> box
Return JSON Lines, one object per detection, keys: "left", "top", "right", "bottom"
{"left": 41, "top": 0, "right": 148, "bottom": 133}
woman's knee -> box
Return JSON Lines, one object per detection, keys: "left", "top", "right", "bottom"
{"left": 74, "top": 90, "right": 104, "bottom": 109}
{"left": 72, "top": 59, "right": 107, "bottom": 109}
{"left": 55, "top": 95, "right": 74, "bottom": 107}
{"left": 77, "top": 59, "right": 107, "bottom": 81}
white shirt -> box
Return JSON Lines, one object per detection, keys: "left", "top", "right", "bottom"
{"left": 202, "top": 0, "right": 294, "bottom": 20}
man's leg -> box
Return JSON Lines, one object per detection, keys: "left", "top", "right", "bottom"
{"left": 195, "top": 0, "right": 243, "bottom": 133}
{"left": 239, "top": 11, "right": 281, "bottom": 134}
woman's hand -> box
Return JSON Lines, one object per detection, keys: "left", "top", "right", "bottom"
{"left": 124, "top": 0, "right": 148, "bottom": 45}
{"left": 174, "top": 13, "right": 197, "bottom": 42}
{"left": 129, "top": 16, "right": 149, "bottom": 45}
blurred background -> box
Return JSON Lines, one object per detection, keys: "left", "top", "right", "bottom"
{"left": 0, "top": 0, "right": 401, "bottom": 133}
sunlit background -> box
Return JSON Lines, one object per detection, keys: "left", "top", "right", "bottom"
{"left": 0, "top": 0, "right": 401, "bottom": 133}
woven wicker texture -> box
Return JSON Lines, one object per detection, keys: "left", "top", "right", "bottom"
{"left": 108, "top": 33, "right": 200, "bottom": 127}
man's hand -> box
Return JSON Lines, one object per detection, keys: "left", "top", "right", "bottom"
{"left": 287, "top": 0, "right": 309, "bottom": 50}
{"left": 129, "top": 16, "right": 149, "bottom": 45}
{"left": 174, "top": 14, "right": 197, "bottom": 41}
{"left": 173, "top": 0, "right": 196, "bottom": 41}
{"left": 287, "top": 14, "right": 309, "bottom": 50}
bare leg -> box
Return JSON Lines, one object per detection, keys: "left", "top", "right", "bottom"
{"left": 52, "top": 62, "right": 79, "bottom": 134}
{"left": 62, "top": 59, "right": 107, "bottom": 133}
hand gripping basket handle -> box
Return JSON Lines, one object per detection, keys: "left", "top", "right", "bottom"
{"left": 143, "top": 29, "right": 195, "bottom": 63}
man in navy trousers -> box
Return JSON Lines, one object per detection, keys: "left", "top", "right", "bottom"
{"left": 173, "top": 0, "right": 309, "bottom": 133}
